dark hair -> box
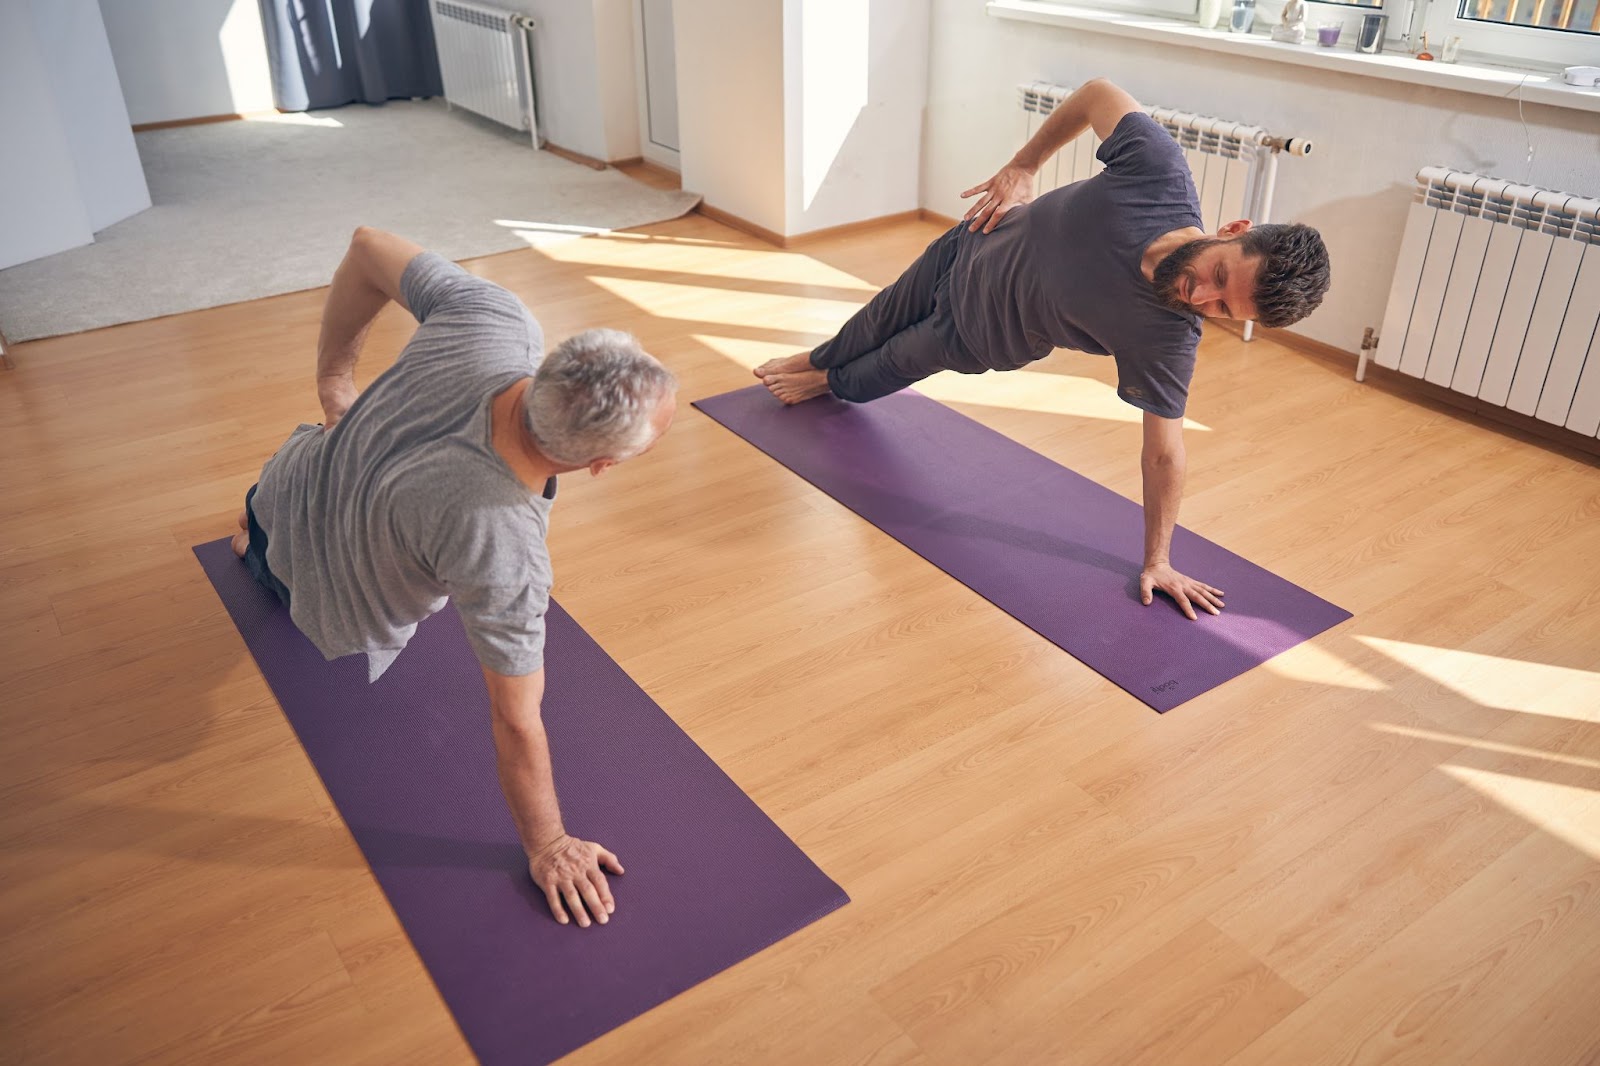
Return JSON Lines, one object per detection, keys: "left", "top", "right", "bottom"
{"left": 1237, "top": 223, "right": 1330, "bottom": 329}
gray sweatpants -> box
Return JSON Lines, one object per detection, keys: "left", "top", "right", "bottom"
{"left": 809, "top": 226, "right": 989, "bottom": 403}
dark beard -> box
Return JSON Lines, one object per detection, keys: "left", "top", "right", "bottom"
{"left": 1151, "top": 237, "right": 1224, "bottom": 315}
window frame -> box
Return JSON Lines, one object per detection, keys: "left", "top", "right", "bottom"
{"left": 1078, "top": 0, "right": 1202, "bottom": 20}
{"left": 1027, "top": 0, "right": 1597, "bottom": 67}
{"left": 1416, "top": 0, "right": 1600, "bottom": 67}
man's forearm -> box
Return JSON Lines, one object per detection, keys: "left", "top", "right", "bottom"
{"left": 1012, "top": 79, "right": 1117, "bottom": 173}
{"left": 1141, "top": 451, "right": 1186, "bottom": 567}
{"left": 490, "top": 714, "right": 566, "bottom": 855}
{"left": 315, "top": 231, "right": 393, "bottom": 385}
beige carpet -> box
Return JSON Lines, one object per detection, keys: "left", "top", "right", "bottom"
{"left": 0, "top": 99, "right": 700, "bottom": 342}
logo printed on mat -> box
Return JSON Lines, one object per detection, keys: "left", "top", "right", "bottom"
{"left": 1151, "top": 680, "right": 1178, "bottom": 693}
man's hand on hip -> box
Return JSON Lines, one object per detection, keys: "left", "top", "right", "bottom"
{"left": 1140, "top": 562, "right": 1225, "bottom": 621}
{"left": 961, "top": 163, "right": 1037, "bottom": 234}
{"left": 318, "top": 373, "right": 359, "bottom": 431}
{"left": 529, "top": 833, "right": 625, "bottom": 928}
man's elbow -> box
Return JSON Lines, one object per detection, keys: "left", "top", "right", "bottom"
{"left": 349, "top": 225, "right": 381, "bottom": 254}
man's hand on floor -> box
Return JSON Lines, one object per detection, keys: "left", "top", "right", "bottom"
{"left": 1140, "top": 563, "right": 1225, "bottom": 621}
{"left": 529, "top": 833, "right": 624, "bottom": 928}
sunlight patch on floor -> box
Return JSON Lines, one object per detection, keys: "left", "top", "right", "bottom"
{"left": 1358, "top": 637, "right": 1600, "bottom": 722}
{"left": 915, "top": 369, "right": 1211, "bottom": 430}
{"left": 242, "top": 112, "right": 343, "bottom": 128}
{"left": 1440, "top": 765, "right": 1600, "bottom": 859}
{"left": 691, "top": 334, "right": 807, "bottom": 369}
{"left": 588, "top": 231, "right": 745, "bottom": 248}
{"left": 1371, "top": 723, "right": 1600, "bottom": 771}
{"left": 543, "top": 240, "right": 879, "bottom": 293}
{"left": 495, "top": 219, "right": 610, "bottom": 249}
{"left": 1264, "top": 641, "right": 1387, "bottom": 690}
{"left": 585, "top": 274, "right": 867, "bottom": 309}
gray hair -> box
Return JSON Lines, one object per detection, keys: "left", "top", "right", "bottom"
{"left": 524, "top": 329, "right": 675, "bottom": 466}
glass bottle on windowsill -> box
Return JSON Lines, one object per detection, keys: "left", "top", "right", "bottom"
{"left": 1230, "top": 0, "right": 1257, "bottom": 34}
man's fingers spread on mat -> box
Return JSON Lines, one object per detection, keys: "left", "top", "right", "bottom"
{"left": 588, "top": 868, "right": 616, "bottom": 914}
{"left": 563, "top": 884, "right": 591, "bottom": 927}
{"left": 577, "top": 878, "right": 608, "bottom": 924}
{"left": 597, "top": 847, "right": 624, "bottom": 875}
{"left": 542, "top": 883, "right": 569, "bottom": 924}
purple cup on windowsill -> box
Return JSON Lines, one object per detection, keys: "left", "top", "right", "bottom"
{"left": 1316, "top": 21, "right": 1341, "bottom": 46}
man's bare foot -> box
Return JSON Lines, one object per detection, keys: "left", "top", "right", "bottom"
{"left": 231, "top": 508, "right": 249, "bottom": 558}
{"left": 754, "top": 352, "right": 814, "bottom": 381}
{"left": 765, "top": 368, "right": 831, "bottom": 405}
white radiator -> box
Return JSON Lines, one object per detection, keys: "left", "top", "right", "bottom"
{"left": 1018, "top": 83, "right": 1310, "bottom": 339}
{"left": 429, "top": 0, "right": 539, "bottom": 147}
{"left": 1375, "top": 168, "right": 1600, "bottom": 438}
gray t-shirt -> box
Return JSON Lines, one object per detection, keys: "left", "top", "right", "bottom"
{"left": 252, "top": 252, "right": 555, "bottom": 682}
{"left": 946, "top": 112, "right": 1204, "bottom": 418}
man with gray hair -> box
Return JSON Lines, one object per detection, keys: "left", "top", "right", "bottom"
{"left": 233, "top": 227, "right": 676, "bottom": 930}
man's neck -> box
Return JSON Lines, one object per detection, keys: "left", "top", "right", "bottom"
{"left": 490, "top": 378, "right": 563, "bottom": 491}
{"left": 1141, "top": 226, "right": 1207, "bottom": 282}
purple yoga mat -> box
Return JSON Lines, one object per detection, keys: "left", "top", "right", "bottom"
{"left": 693, "top": 385, "right": 1351, "bottom": 713}
{"left": 194, "top": 538, "right": 847, "bottom": 1065}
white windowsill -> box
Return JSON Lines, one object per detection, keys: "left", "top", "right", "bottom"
{"left": 988, "top": 0, "right": 1600, "bottom": 115}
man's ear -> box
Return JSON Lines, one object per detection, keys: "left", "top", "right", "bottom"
{"left": 1218, "top": 219, "right": 1253, "bottom": 238}
{"left": 587, "top": 457, "right": 618, "bottom": 478}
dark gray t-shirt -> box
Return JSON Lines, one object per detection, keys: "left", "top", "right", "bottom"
{"left": 946, "top": 111, "right": 1204, "bottom": 418}
{"left": 252, "top": 253, "right": 555, "bottom": 682}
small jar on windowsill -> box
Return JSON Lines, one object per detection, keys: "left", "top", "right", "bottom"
{"left": 1230, "top": 0, "right": 1257, "bottom": 34}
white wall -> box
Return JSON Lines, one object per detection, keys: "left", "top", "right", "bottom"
{"left": 0, "top": 0, "right": 150, "bottom": 272}
{"left": 783, "top": 0, "right": 929, "bottom": 236}
{"left": 594, "top": 0, "right": 642, "bottom": 161}
{"left": 675, "top": 0, "right": 789, "bottom": 234}
{"left": 98, "top": 0, "right": 274, "bottom": 125}
{"left": 0, "top": 3, "right": 93, "bottom": 270}
{"left": 497, "top": 0, "right": 605, "bottom": 158}
{"left": 921, "top": 0, "right": 1600, "bottom": 352}
{"left": 32, "top": 0, "right": 151, "bottom": 231}
{"left": 674, "top": 0, "right": 929, "bottom": 238}
{"left": 498, "top": 0, "right": 638, "bottom": 162}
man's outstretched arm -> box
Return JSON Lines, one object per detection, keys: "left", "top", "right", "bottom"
{"left": 481, "top": 665, "right": 623, "bottom": 928}
{"left": 963, "top": 78, "right": 1143, "bottom": 233}
{"left": 315, "top": 227, "right": 424, "bottom": 428}
{"left": 1139, "top": 411, "right": 1225, "bottom": 620}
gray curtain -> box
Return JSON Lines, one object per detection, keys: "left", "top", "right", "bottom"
{"left": 257, "top": 0, "right": 443, "bottom": 112}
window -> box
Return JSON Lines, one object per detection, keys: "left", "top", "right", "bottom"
{"left": 1085, "top": 0, "right": 1201, "bottom": 20}
{"left": 1029, "top": 0, "right": 1598, "bottom": 66}
{"left": 1417, "top": 0, "right": 1600, "bottom": 66}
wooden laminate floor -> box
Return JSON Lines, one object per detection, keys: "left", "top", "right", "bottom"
{"left": 3, "top": 210, "right": 1598, "bottom": 1065}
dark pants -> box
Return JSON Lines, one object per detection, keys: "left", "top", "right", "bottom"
{"left": 809, "top": 225, "right": 986, "bottom": 403}
{"left": 243, "top": 484, "right": 292, "bottom": 607}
